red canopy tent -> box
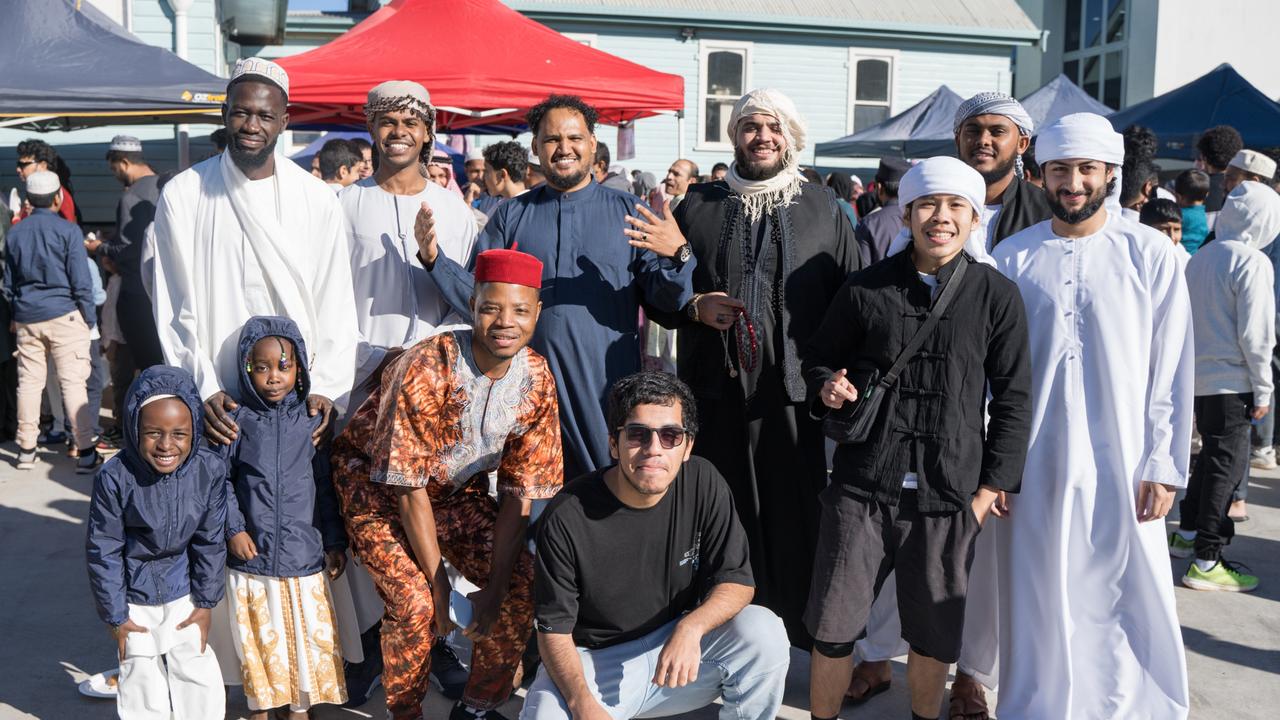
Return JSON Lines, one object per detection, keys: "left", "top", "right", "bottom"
{"left": 278, "top": 0, "right": 684, "bottom": 131}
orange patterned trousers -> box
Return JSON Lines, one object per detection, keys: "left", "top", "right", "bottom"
{"left": 335, "top": 474, "right": 534, "bottom": 719}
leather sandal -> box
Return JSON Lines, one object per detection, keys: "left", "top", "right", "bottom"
{"left": 948, "top": 672, "right": 990, "bottom": 720}
{"left": 845, "top": 660, "right": 892, "bottom": 705}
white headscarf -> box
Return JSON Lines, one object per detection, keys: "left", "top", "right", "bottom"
{"left": 886, "top": 157, "right": 994, "bottom": 266}
{"left": 1035, "top": 112, "right": 1125, "bottom": 166}
{"left": 899, "top": 157, "right": 987, "bottom": 215}
{"left": 725, "top": 89, "right": 807, "bottom": 222}
{"left": 1217, "top": 181, "right": 1280, "bottom": 250}
{"left": 953, "top": 92, "right": 1033, "bottom": 136}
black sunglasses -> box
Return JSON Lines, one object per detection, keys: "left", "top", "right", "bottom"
{"left": 15, "top": 160, "right": 34, "bottom": 170}
{"left": 618, "top": 424, "right": 689, "bottom": 449}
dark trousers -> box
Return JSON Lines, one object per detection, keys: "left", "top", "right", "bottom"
{"left": 1181, "top": 393, "right": 1252, "bottom": 560}
{"left": 107, "top": 341, "right": 136, "bottom": 426}
{"left": 116, "top": 290, "right": 165, "bottom": 370}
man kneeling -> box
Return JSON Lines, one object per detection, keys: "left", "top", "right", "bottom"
{"left": 522, "top": 372, "right": 790, "bottom": 720}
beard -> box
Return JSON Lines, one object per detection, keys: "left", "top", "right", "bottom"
{"left": 228, "top": 134, "right": 278, "bottom": 172}
{"left": 975, "top": 154, "right": 1017, "bottom": 185}
{"left": 1048, "top": 177, "right": 1115, "bottom": 224}
{"left": 545, "top": 157, "right": 589, "bottom": 191}
{"left": 733, "top": 145, "right": 786, "bottom": 181}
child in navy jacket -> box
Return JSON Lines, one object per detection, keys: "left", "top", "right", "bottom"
{"left": 85, "top": 365, "right": 227, "bottom": 720}
{"left": 223, "top": 316, "right": 349, "bottom": 717}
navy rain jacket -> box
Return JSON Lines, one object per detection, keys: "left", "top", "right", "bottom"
{"left": 224, "top": 316, "right": 347, "bottom": 578}
{"left": 86, "top": 366, "right": 228, "bottom": 626}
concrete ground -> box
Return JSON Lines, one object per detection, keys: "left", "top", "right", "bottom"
{"left": 1, "top": 440, "right": 1277, "bottom": 719}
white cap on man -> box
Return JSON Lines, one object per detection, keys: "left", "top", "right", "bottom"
{"left": 465, "top": 147, "right": 485, "bottom": 163}
{"left": 108, "top": 135, "right": 143, "bottom": 153}
{"left": 230, "top": 57, "right": 290, "bottom": 97}
{"left": 26, "top": 170, "right": 60, "bottom": 196}
{"left": 1229, "top": 149, "right": 1277, "bottom": 180}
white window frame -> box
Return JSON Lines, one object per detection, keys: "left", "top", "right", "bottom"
{"left": 696, "top": 39, "right": 753, "bottom": 152}
{"left": 845, "top": 48, "right": 900, "bottom": 135}
{"left": 562, "top": 32, "right": 598, "bottom": 48}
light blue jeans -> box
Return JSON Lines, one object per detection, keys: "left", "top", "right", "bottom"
{"left": 520, "top": 605, "right": 789, "bottom": 720}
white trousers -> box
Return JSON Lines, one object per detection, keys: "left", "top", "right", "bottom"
{"left": 116, "top": 595, "right": 225, "bottom": 720}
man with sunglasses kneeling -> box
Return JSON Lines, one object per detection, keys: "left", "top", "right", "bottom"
{"left": 521, "top": 371, "right": 790, "bottom": 720}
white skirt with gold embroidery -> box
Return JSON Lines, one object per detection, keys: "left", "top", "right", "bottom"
{"left": 228, "top": 569, "right": 348, "bottom": 711}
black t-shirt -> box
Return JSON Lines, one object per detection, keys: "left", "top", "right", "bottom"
{"left": 534, "top": 456, "right": 753, "bottom": 649}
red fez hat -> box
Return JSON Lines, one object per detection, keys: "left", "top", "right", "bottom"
{"left": 474, "top": 247, "right": 543, "bottom": 289}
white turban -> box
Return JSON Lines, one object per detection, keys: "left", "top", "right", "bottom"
{"left": 724, "top": 88, "right": 808, "bottom": 221}
{"left": 953, "top": 92, "right": 1033, "bottom": 136}
{"left": 1230, "top": 149, "right": 1278, "bottom": 180}
{"left": 899, "top": 157, "right": 987, "bottom": 215}
{"left": 1035, "top": 112, "right": 1125, "bottom": 166}
{"left": 1217, "top": 181, "right": 1280, "bottom": 250}
{"left": 729, "top": 88, "right": 807, "bottom": 153}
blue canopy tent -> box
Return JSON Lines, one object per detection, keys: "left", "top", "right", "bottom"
{"left": 290, "top": 131, "right": 464, "bottom": 178}
{"left": 814, "top": 86, "right": 964, "bottom": 159}
{"left": 1106, "top": 64, "right": 1280, "bottom": 158}
{"left": 1019, "top": 74, "right": 1112, "bottom": 132}
{"left": 0, "top": 0, "right": 224, "bottom": 131}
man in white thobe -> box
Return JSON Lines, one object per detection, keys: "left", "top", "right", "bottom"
{"left": 340, "top": 80, "right": 477, "bottom": 416}
{"left": 150, "top": 58, "right": 363, "bottom": 686}
{"left": 151, "top": 58, "right": 358, "bottom": 433}
{"left": 990, "top": 112, "right": 1192, "bottom": 719}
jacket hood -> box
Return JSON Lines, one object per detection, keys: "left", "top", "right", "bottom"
{"left": 236, "top": 315, "right": 311, "bottom": 412}
{"left": 1217, "top": 181, "right": 1280, "bottom": 250}
{"left": 122, "top": 366, "right": 205, "bottom": 479}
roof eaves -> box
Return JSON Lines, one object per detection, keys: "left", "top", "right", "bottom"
{"left": 506, "top": 3, "right": 1042, "bottom": 46}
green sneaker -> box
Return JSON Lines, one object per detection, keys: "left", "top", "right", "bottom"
{"left": 1182, "top": 559, "right": 1258, "bottom": 592}
{"left": 1168, "top": 532, "right": 1195, "bottom": 559}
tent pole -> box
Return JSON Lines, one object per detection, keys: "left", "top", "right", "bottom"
{"left": 676, "top": 110, "right": 685, "bottom": 160}
{"left": 168, "top": 0, "right": 193, "bottom": 169}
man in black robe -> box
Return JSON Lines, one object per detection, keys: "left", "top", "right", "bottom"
{"left": 636, "top": 88, "right": 860, "bottom": 645}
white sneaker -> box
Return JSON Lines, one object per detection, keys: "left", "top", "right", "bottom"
{"left": 1249, "top": 447, "right": 1277, "bottom": 470}
{"left": 16, "top": 448, "right": 37, "bottom": 470}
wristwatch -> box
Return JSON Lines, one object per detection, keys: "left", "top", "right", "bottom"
{"left": 675, "top": 242, "right": 693, "bottom": 266}
{"left": 685, "top": 293, "right": 704, "bottom": 322}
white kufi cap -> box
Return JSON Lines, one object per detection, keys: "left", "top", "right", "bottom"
{"left": 26, "top": 170, "right": 59, "bottom": 195}
{"left": 230, "top": 57, "right": 289, "bottom": 97}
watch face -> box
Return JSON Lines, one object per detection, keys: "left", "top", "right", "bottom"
{"left": 679, "top": 244, "right": 692, "bottom": 262}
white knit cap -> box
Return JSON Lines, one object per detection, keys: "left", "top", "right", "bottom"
{"left": 230, "top": 57, "right": 289, "bottom": 97}
{"left": 108, "top": 135, "right": 143, "bottom": 152}
{"left": 1035, "top": 112, "right": 1125, "bottom": 166}
{"left": 1229, "top": 149, "right": 1277, "bottom": 180}
{"left": 899, "top": 156, "right": 988, "bottom": 215}
{"left": 26, "top": 170, "right": 59, "bottom": 195}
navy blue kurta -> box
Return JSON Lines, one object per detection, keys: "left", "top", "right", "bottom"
{"left": 431, "top": 179, "right": 695, "bottom": 480}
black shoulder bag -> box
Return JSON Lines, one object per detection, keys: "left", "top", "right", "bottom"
{"left": 822, "top": 258, "right": 968, "bottom": 444}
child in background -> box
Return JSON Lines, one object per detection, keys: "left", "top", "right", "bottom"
{"left": 223, "top": 316, "right": 349, "bottom": 719}
{"left": 86, "top": 365, "right": 228, "bottom": 720}
{"left": 1140, "top": 198, "right": 1190, "bottom": 267}
{"left": 1176, "top": 169, "right": 1212, "bottom": 253}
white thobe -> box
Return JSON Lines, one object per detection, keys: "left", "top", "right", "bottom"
{"left": 150, "top": 152, "right": 358, "bottom": 407}
{"left": 339, "top": 177, "right": 478, "bottom": 391}
{"left": 990, "top": 211, "right": 1192, "bottom": 720}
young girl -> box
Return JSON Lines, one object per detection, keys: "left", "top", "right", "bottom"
{"left": 223, "top": 316, "right": 349, "bottom": 719}
{"left": 86, "top": 365, "right": 228, "bottom": 720}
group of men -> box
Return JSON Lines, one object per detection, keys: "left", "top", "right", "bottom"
{"left": 2, "top": 50, "right": 1233, "bottom": 720}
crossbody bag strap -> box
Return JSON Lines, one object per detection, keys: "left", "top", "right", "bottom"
{"left": 880, "top": 257, "right": 969, "bottom": 387}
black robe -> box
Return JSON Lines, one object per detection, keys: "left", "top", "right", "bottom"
{"left": 653, "top": 180, "right": 862, "bottom": 644}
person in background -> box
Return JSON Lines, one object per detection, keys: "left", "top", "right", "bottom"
{"left": 464, "top": 147, "right": 503, "bottom": 216}
{"left": 526, "top": 152, "right": 546, "bottom": 188}
{"left": 1120, "top": 159, "right": 1158, "bottom": 221}
{"left": 855, "top": 186, "right": 881, "bottom": 218}
{"left": 710, "top": 162, "right": 728, "bottom": 182}
{"left": 318, "top": 138, "right": 363, "bottom": 192}
{"left": 1196, "top": 125, "right": 1244, "bottom": 215}
{"left": 482, "top": 141, "right": 529, "bottom": 205}
{"left": 14, "top": 139, "right": 79, "bottom": 225}
{"left": 1225, "top": 149, "right": 1277, "bottom": 195}
{"left": 1140, "top": 198, "right": 1189, "bottom": 261}
{"left": 1172, "top": 182, "right": 1278, "bottom": 594}
{"left": 3, "top": 170, "right": 98, "bottom": 473}
{"left": 1022, "top": 139, "right": 1042, "bottom": 188}
{"left": 662, "top": 159, "right": 698, "bottom": 210}
{"left": 854, "top": 157, "right": 910, "bottom": 266}
{"left": 1175, "top": 169, "right": 1212, "bottom": 254}
{"left": 348, "top": 137, "right": 374, "bottom": 180}
{"left": 592, "top": 142, "right": 632, "bottom": 192}
{"left": 0, "top": 201, "right": 15, "bottom": 441}
{"left": 824, "top": 172, "right": 859, "bottom": 230}
{"left": 209, "top": 128, "right": 228, "bottom": 155}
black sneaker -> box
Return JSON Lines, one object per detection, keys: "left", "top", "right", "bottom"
{"left": 341, "top": 657, "right": 383, "bottom": 708}
{"left": 448, "top": 702, "right": 509, "bottom": 720}
{"left": 430, "top": 640, "right": 470, "bottom": 700}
